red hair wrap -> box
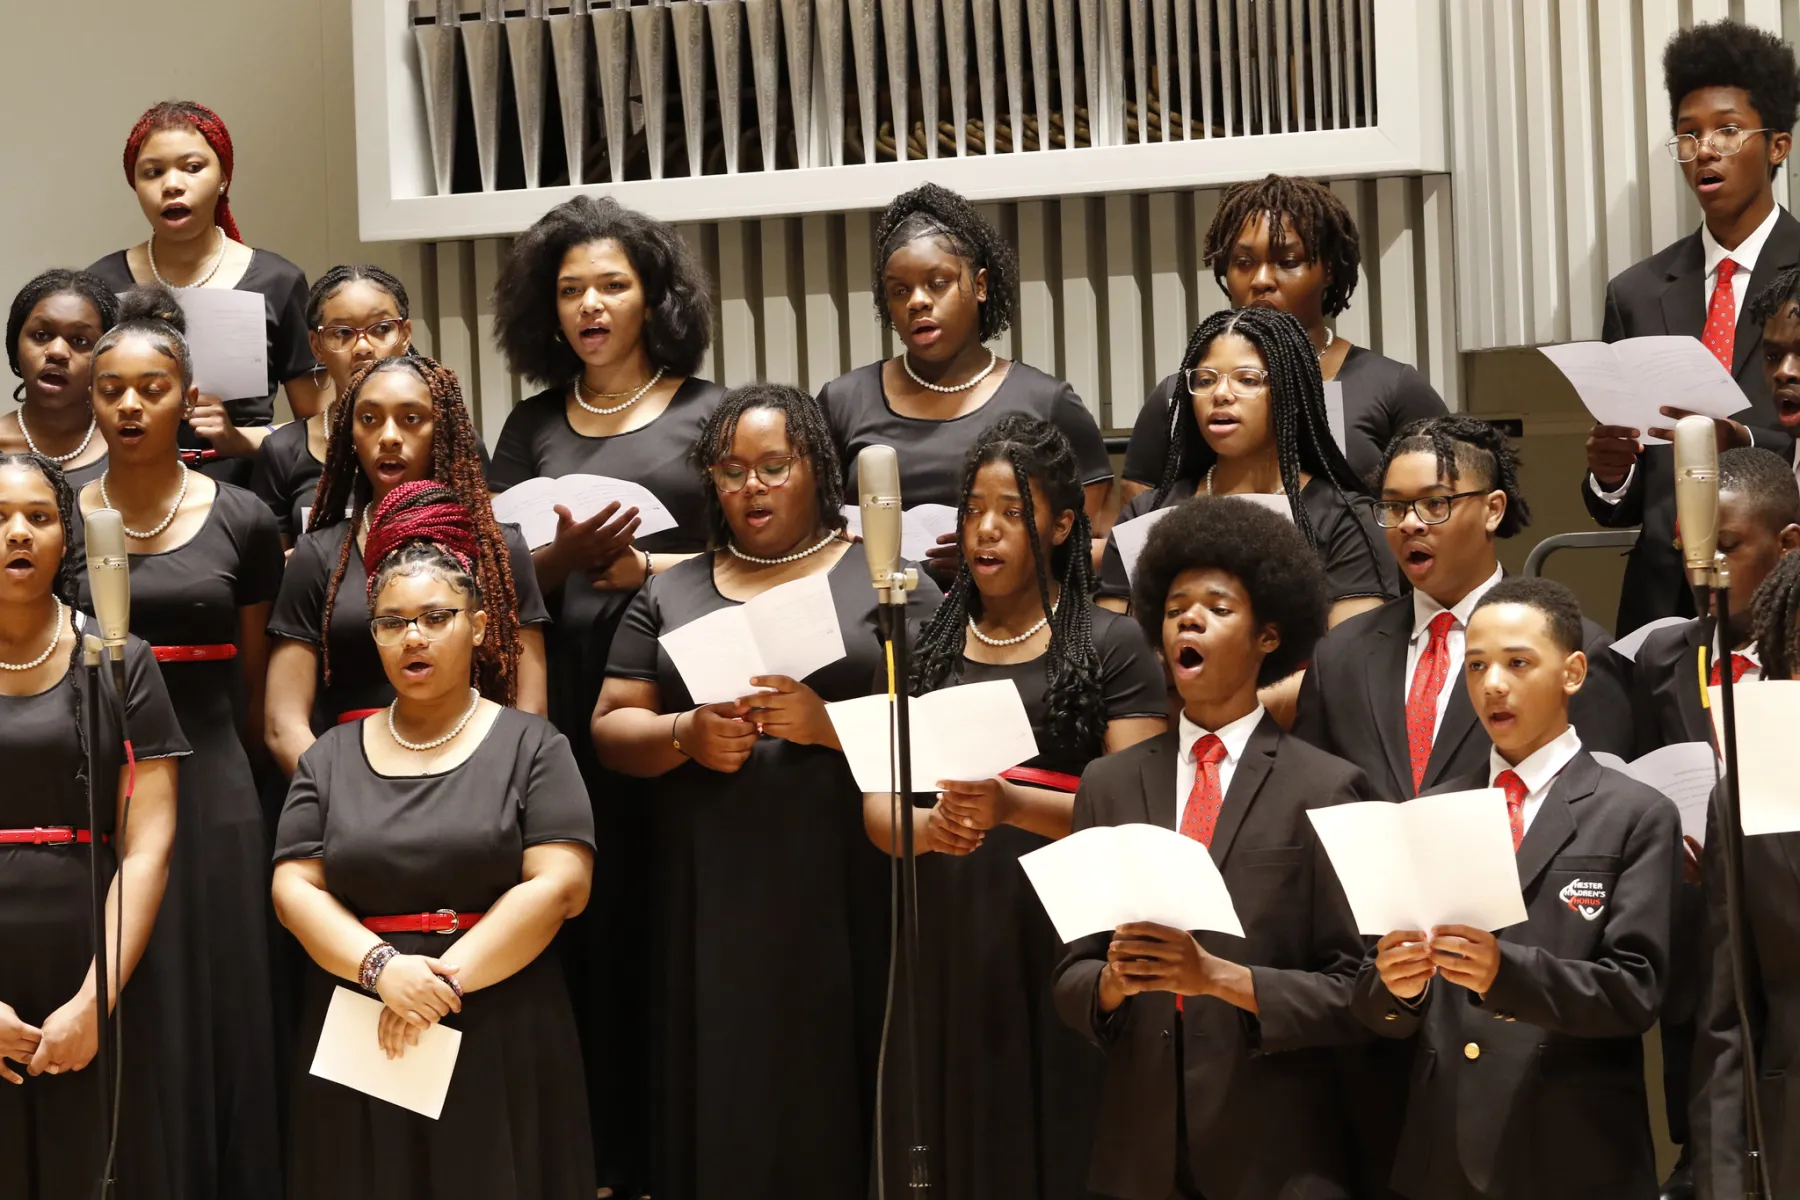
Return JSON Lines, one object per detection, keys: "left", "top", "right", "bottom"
{"left": 363, "top": 481, "right": 478, "bottom": 601}
{"left": 122, "top": 100, "right": 242, "bottom": 243}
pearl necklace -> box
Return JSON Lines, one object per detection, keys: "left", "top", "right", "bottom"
{"left": 1203, "top": 465, "right": 1287, "bottom": 500}
{"left": 148, "top": 227, "right": 227, "bottom": 290}
{"left": 18, "top": 408, "right": 97, "bottom": 465}
{"left": 574, "top": 366, "right": 664, "bottom": 416}
{"left": 101, "top": 465, "right": 189, "bottom": 540}
{"left": 0, "top": 596, "right": 64, "bottom": 672}
{"left": 1317, "top": 327, "right": 1335, "bottom": 359}
{"left": 903, "top": 350, "right": 998, "bottom": 394}
{"left": 726, "top": 530, "right": 838, "bottom": 566}
{"left": 387, "top": 687, "right": 482, "bottom": 752}
{"left": 969, "top": 602, "right": 1058, "bottom": 647}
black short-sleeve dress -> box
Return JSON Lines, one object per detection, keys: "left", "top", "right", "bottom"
{"left": 266, "top": 520, "right": 549, "bottom": 731}
{"left": 1123, "top": 347, "right": 1448, "bottom": 489}
{"left": 251, "top": 426, "right": 498, "bottom": 544}
{"left": 878, "top": 606, "right": 1167, "bottom": 1200}
{"left": 821, "top": 362, "right": 1113, "bottom": 505}
{"left": 274, "top": 707, "right": 596, "bottom": 1199}
{"left": 488, "top": 377, "right": 723, "bottom": 1189}
{"left": 0, "top": 634, "right": 190, "bottom": 1200}
{"left": 605, "top": 542, "right": 941, "bottom": 1200}
{"left": 75, "top": 483, "right": 287, "bottom": 1200}
{"left": 1098, "top": 478, "right": 1398, "bottom": 605}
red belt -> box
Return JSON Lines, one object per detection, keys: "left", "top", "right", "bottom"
{"left": 1001, "top": 766, "right": 1083, "bottom": 793}
{"left": 362, "top": 910, "right": 484, "bottom": 935}
{"left": 152, "top": 643, "right": 238, "bottom": 663}
{"left": 337, "top": 708, "right": 384, "bottom": 725}
{"left": 0, "top": 827, "right": 105, "bottom": 845}
{"left": 178, "top": 449, "right": 222, "bottom": 465}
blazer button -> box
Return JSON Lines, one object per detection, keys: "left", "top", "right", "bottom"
{"left": 1463, "top": 1042, "right": 1481, "bottom": 1061}
{"left": 1383, "top": 1011, "right": 1398, "bottom": 1021}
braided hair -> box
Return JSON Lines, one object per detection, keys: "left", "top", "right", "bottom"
{"left": 1748, "top": 263, "right": 1800, "bottom": 327}
{"left": 908, "top": 414, "right": 1107, "bottom": 755}
{"left": 1154, "top": 307, "right": 1367, "bottom": 554}
{"left": 307, "top": 264, "right": 412, "bottom": 327}
{"left": 92, "top": 283, "right": 194, "bottom": 392}
{"left": 1378, "top": 415, "right": 1531, "bottom": 537}
{"left": 311, "top": 355, "right": 520, "bottom": 703}
{"left": 363, "top": 481, "right": 518, "bottom": 703}
{"left": 691, "top": 382, "right": 847, "bottom": 549}
{"left": 1203, "top": 175, "right": 1361, "bottom": 317}
{"left": 872, "top": 183, "right": 1019, "bottom": 343}
{"left": 122, "top": 100, "right": 242, "bottom": 242}
{"left": 8, "top": 270, "right": 121, "bottom": 381}
{"left": 1754, "top": 550, "right": 1800, "bottom": 680}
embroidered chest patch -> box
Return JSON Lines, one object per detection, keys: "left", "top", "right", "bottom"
{"left": 1558, "top": 878, "right": 1607, "bottom": 921}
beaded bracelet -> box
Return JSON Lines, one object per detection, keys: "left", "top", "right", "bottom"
{"left": 359, "top": 942, "right": 399, "bottom": 993}
{"left": 438, "top": 971, "right": 464, "bottom": 1000}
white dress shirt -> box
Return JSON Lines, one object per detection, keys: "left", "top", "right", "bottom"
{"left": 1591, "top": 204, "right": 1785, "bottom": 504}
{"left": 1175, "top": 706, "right": 1265, "bottom": 831}
{"left": 1405, "top": 565, "right": 1504, "bottom": 742}
{"left": 1487, "top": 725, "right": 1584, "bottom": 837}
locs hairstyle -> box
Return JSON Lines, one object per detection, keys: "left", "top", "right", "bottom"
{"left": 691, "top": 382, "right": 846, "bottom": 549}
{"left": 1377, "top": 415, "right": 1531, "bottom": 538}
{"left": 1755, "top": 550, "right": 1800, "bottom": 681}
{"left": 872, "top": 183, "right": 1019, "bottom": 344}
{"left": 492, "top": 195, "right": 712, "bottom": 385}
{"left": 122, "top": 100, "right": 243, "bottom": 241}
{"left": 909, "top": 413, "right": 1107, "bottom": 753}
{"left": 1202, "top": 174, "right": 1363, "bottom": 317}
{"left": 8, "top": 270, "right": 121, "bottom": 383}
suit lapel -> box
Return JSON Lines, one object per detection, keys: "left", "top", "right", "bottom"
{"left": 1733, "top": 209, "right": 1800, "bottom": 382}
{"left": 1658, "top": 234, "right": 1708, "bottom": 339}
{"left": 1364, "top": 602, "right": 1415, "bottom": 797}
{"left": 1139, "top": 733, "right": 1180, "bottom": 830}
{"left": 1210, "top": 715, "right": 1279, "bottom": 866}
{"left": 1423, "top": 681, "right": 1484, "bottom": 790}
{"left": 1514, "top": 753, "right": 1596, "bottom": 891}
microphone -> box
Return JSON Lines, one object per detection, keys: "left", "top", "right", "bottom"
{"left": 858, "top": 444, "right": 905, "bottom": 604}
{"left": 85, "top": 508, "right": 132, "bottom": 690}
{"left": 1673, "top": 415, "right": 1721, "bottom": 590}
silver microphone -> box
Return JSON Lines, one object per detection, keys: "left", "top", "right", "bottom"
{"left": 858, "top": 444, "right": 905, "bottom": 603}
{"left": 1673, "top": 415, "right": 1721, "bottom": 590}
{"left": 84, "top": 508, "right": 132, "bottom": 685}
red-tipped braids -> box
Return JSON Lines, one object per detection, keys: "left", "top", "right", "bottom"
{"left": 312, "top": 355, "right": 519, "bottom": 704}
{"left": 122, "top": 100, "right": 242, "bottom": 242}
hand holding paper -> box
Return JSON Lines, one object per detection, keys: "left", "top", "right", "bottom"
{"left": 491, "top": 475, "right": 677, "bottom": 550}
{"left": 829, "top": 679, "right": 1040, "bottom": 794}
{"left": 659, "top": 573, "right": 847, "bottom": 705}
{"left": 1019, "top": 823, "right": 1245, "bottom": 942}
{"left": 309, "top": 987, "right": 462, "bottom": 1120}
{"left": 841, "top": 503, "right": 961, "bottom": 562}
{"left": 1540, "top": 337, "right": 1749, "bottom": 445}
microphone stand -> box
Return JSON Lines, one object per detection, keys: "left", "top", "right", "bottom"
{"left": 1699, "top": 566, "right": 1771, "bottom": 1199}
{"left": 82, "top": 635, "right": 117, "bottom": 1199}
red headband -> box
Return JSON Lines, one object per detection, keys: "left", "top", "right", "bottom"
{"left": 123, "top": 101, "right": 242, "bottom": 243}
{"left": 363, "top": 482, "right": 477, "bottom": 601}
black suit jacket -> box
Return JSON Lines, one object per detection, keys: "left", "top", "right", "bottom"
{"left": 1352, "top": 753, "right": 1680, "bottom": 1199}
{"left": 1581, "top": 212, "right": 1800, "bottom": 634}
{"left": 1051, "top": 717, "right": 1374, "bottom": 1200}
{"left": 1293, "top": 592, "right": 1635, "bottom": 802}
{"left": 1629, "top": 616, "right": 1720, "bottom": 757}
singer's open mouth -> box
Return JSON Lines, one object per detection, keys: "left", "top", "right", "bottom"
{"left": 375, "top": 456, "right": 408, "bottom": 483}
{"left": 1485, "top": 708, "right": 1516, "bottom": 731}
{"left": 4, "top": 553, "right": 35, "bottom": 578}
{"left": 1175, "top": 644, "right": 1205, "bottom": 672}
{"left": 115, "top": 423, "right": 146, "bottom": 444}
{"left": 35, "top": 368, "right": 68, "bottom": 390}
{"left": 401, "top": 657, "right": 433, "bottom": 679}
{"left": 160, "top": 202, "right": 193, "bottom": 225}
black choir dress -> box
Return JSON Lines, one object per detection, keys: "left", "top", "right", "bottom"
{"left": 63, "top": 455, "right": 108, "bottom": 492}
{"left": 606, "top": 543, "right": 941, "bottom": 1200}
{"left": 266, "top": 521, "right": 549, "bottom": 732}
{"left": 248, "top": 421, "right": 324, "bottom": 543}
{"left": 74, "top": 483, "right": 287, "bottom": 1200}
{"left": 0, "top": 635, "right": 190, "bottom": 1200}
{"left": 880, "top": 606, "right": 1167, "bottom": 1200}
{"left": 1122, "top": 346, "right": 1448, "bottom": 489}
{"left": 488, "top": 378, "right": 724, "bottom": 1189}
{"left": 1098, "top": 478, "right": 1398, "bottom": 606}
{"left": 821, "top": 362, "right": 1113, "bottom": 505}
{"left": 275, "top": 708, "right": 596, "bottom": 1200}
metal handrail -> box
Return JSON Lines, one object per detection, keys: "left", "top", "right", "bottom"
{"left": 1521, "top": 530, "right": 1639, "bottom": 579}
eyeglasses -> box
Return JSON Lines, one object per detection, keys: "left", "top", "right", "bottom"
{"left": 316, "top": 320, "right": 407, "bottom": 353}
{"left": 1665, "top": 126, "right": 1772, "bottom": 163}
{"left": 369, "top": 607, "right": 465, "bottom": 646}
{"left": 710, "top": 456, "right": 796, "bottom": 493}
{"left": 1372, "top": 491, "right": 1489, "bottom": 528}
{"left": 1186, "top": 367, "right": 1270, "bottom": 397}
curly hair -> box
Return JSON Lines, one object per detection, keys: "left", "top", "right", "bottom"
{"left": 93, "top": 283, "right": 193, "bottom": 392}
{"left": 1748, "top": 263, "right": 1800, "bottom": 327}
{"left": 310, "top": 355, "right": 521, "bottom": 704}
{"left": 690, "top": 382, "right": 847, "bottom": 550}
{"left": 1755, "top": 550, "right": 1800, "bottom": 680}
{"left": 909, "top": 414, "right": 1106, "bottom": 754}
{"left": 1378, "top": 415, "right": 1531, "bottom": 538}
{"left": 493, "top": 195, "right": 712, "bottom": 385}
{"left": 1132, "top": 495, "right": 1328, "bottom": 687}
{"left": 872, "top": 183, "right": 1019, "bottom": 343}
{"left": 1202, "top": 174, "right": 1362, "bottom": 317}
{"left": 1664, "top": 20, "right": 1800, "bottom": 153}
{"left": 8, "top": 270, "right": 121, "bottom": 381}
{"left": 307, "top": 264, "right": 412, "bottom": 327}
{"left": 1154, "top": 306, "right": 1372, "bottom": 559}
{"left": 1471, "top": 576, "right": 1585, "bottom": 656}
{"left": 122, "top": 100, "right": 242, "bottom": 241}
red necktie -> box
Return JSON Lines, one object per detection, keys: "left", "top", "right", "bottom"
{"left": 1496, "top": 769, "right": 1527, "bottom": 852}
{"left": 1709, "top": 653, "right": 1752, "bottom": 686}
{"left": 1704, "top": 258, "right": 1738, "bottom": 370}
{"left": 1175, "top": 734, "right": 1229, "bottom": 1012}
{"left": 1405, "top": 612, "right": 1457, "bottom": 793}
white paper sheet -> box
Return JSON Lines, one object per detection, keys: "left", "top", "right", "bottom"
{"left": 172, "top": 287, "right": 269, "bottom": 401}
{"left": 1323, "top": 380, "right": 1348, "bottom": 453}
{"left": 489, "top": 475, "right": 678, "bottom": 550}
{"left": 1109, "top": 507, "right": 1176, "bottom": 587}
{"left": 657, "top": 572, "right": 847, "bottom": 704}
{"left": 1539, "top": 337, "right": 1749, "bottom": 445}
{"left": 1019, "top": 823, "right": 1246, "bottom": 942}
{"left": 1591, "top": 741, "right": 1716, "bottom": 844}
{"left": 829, "top": 679, "right": 1041, "bottom": 793}
{"left": 1709, "top": 681, "right": 1800, "bottom": 835}
{"left": 1307, "top": 789, "right": 1529, "bottom": 935}
{"left": 840, "top": 503, "right": 961, "bottom": 561}
{"left": 1607, "top": 616, "right": 1689, "bottom": 663}
{"left": 308, "top": 986, "right": 462, "bottom": 1120}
